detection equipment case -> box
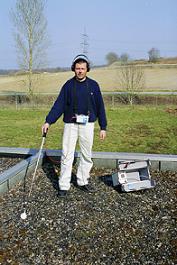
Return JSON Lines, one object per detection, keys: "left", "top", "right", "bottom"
{"left": 112, "top": 160, "right": 156, "bottom": 192}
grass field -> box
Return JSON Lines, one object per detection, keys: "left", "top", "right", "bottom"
{"left": 0, "top": 106, "right": 177, "bottom": 154}
{"left": 0, "top": 64, "right": 177, "bottom": 93}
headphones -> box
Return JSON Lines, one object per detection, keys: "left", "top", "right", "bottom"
{"left": 71, "top": 54, "right": 90, "bottom": 72}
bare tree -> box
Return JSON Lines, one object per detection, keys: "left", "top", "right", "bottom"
{"left": 118, "top": 65, "right": 145, "bottom": 105}
{"left": 106, "top": 52, "right": 119, "bottom": 65}
{"left": 148, "top": 47, "right": 160, "bottom": 63}
{"left": 11, "top": 0, "right": 48, "bottom": 95}
{"left": 120, "top": 53, "right": 129, "bottom": 64}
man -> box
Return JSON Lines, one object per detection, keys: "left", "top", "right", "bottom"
{"left": 42, "top": 54, "right": 107, "bottom": 197}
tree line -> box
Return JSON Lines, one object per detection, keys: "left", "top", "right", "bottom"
{"left": 105, "top": 48, "right": 160, "bottom": 66}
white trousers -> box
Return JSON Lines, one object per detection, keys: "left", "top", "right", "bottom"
{"left": 59, "top": 122, "right": 94, "bottom": 190}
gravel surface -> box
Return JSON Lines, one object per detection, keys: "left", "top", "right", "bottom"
{"left": 0, "top": 157, "right": 22, "bottom": 174}
{"left": 0, "top": 159, "right": 176, "bottom": 265}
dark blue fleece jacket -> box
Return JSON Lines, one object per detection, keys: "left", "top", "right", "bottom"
{"left": 45, "top": 77, "right": 107, "bottom": 130}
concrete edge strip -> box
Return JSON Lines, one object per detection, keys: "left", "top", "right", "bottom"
{"left": 0, "top": 147, "right": 177, "bottom": 194}
{"left": 0, "top": 147, "right": 177, "bottom": 161}
{"left": 0, "top": 147, "right": 37, "bottom": 156}
{"left": 45, "top": 149, "right": 177, "bottom": 162}
{"left": 0, "top": 151, "right": 45, "bottom": 194}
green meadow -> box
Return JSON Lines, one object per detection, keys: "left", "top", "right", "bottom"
{"left": 0, "top": 106, "right": 176, "bottom": 154}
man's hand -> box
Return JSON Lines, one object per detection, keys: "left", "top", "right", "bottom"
{"left": 42, "top": 123, "right": 50, "bottom": 135}
{"left": 99, "top": 130, "right": 106, "bottom": 140}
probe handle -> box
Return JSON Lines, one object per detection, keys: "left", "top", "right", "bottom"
{"left": 42, "top": 125, "right": 48, "bottom": 138}
{"left": 42, "top": 131, "right": 47, "bottom": 138}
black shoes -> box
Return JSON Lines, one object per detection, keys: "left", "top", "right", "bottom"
{"left": 78, "top": 184, "right": 96, "bottom": 193}
{"left": 57, "top": 190, "right": 68, "bottom": 198}
{"left": 57, "top": 184, "right": 96, "bottom": 198}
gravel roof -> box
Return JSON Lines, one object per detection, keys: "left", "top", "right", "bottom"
{"left": 0, "top": 160, "right": 176, "bottom": 265}
{"left": 0, "top": 157, "right": 22, "bottom": 174}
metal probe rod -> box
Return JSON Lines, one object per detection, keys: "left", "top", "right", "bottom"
{"left": 28, "top": 132, "right": 47, "bottom": 197}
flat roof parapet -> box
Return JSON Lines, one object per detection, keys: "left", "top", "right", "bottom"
{"left": 46, "top": 149, "right": 177, "bottom": 171}
{"left": 0, "top": 147, "right": 177, "bottom": 195}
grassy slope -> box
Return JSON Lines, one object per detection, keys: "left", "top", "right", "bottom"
{"left": 0, "top": 106, "right": 177, "bottom": 154}
{"left": 0, "top": 65, "right": 177, "bottom": 93}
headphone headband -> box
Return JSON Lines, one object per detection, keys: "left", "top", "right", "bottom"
{"left": 71, "top": 54, "right": 90, "bottom": 72}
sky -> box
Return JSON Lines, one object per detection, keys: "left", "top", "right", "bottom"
{"left": 0, "top": 0, "right": 177, "bottom": 69}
